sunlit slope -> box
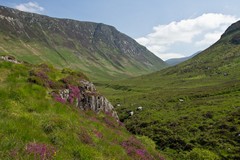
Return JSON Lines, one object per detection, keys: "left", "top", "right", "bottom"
{"left": 0, "top": 60, "right": 165, "bottom": 160}
{"left": 97, "top": 20, "right": 240, "bottom": 159}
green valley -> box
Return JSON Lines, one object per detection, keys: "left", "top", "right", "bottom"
{"left": 1, "top": 3, "right": 240, "bottom": 160}
{"left": 97, "top": 20, "right": 240, "bottom": 159}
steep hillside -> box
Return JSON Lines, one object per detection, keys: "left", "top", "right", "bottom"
{"left": 0, "top": 57, "right": 164, "bottom": 160}
{"left": 0, "top": 5, "right": 166, "bottom": 81}
{"left": 97, "top": 21, "right": 240, "bottom": 159}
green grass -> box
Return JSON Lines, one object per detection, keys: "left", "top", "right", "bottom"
{"left": 1, "top": 11, "right": 240, "bottom": 159}
{"left": 0, "top": 36, "right": 160, "bottom": 82}
{"left": 0, "top": 61, "right": 163, "bottom": 160}
{"left": 96, "top": 41, "right": 240, "bottom": 159}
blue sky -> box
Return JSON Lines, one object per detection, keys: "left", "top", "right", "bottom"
{"left": 1, "top": 0, "right": 240, "bottom": 60}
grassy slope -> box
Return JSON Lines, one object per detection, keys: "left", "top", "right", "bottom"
{"left": 0, "top": 33, "right": 140, "bottom": 82}
{"left": 0, "top": 60, "right": 164, "bottom": 160}
{"left": 96, "top": 32, "right": 240, "bottom": 159}
{"left": 0, "top": 31, "right": 166, "bottom": 82}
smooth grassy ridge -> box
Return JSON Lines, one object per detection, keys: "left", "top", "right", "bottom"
{"left": 96, "top": 41, "right": 240, "bottom": 159}
{"left": 0, "top": 61, "right": 163, "bottom": 160}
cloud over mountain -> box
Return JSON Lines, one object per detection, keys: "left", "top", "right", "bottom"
{"left": 136, "top": 13, "right": 238, "bottom": 60}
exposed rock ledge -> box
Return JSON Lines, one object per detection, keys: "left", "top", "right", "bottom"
{"left": 54, "top": 80, "right": 119, "bottom": 121}
{"left": 0, "top": 55, "right": 22, "bottom": 64}
{"left": 26, "top": 63, "right": 119, "bottom": 121}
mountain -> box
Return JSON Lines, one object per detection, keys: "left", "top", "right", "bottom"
{"left": 165, "top": 51, "right": 201, "bottom": 66}
{"left": 98, "top": 20, "right": 240, "bottom": 159}
{"left": 0, "top": 57, "right": 164, "bottom": 159}
{"left": 0, "top": 5, "right": 166, "bottom": 81}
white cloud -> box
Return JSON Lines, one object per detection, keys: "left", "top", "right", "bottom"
{"left": 136, "top": 13, "right": 238, "bottom": 60}
{"left": 195, "top": 31, "right": 223, "bottom": 47}
{"left": 15, "top": 2, "right": 44, "bottom": 14}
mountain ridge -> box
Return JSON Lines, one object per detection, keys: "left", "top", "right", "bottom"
{"left": 0, "top": 5, "right": 166, "bottom": 81}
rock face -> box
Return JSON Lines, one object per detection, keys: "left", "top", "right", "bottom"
{"left": 0, "top": 55, "right": 22, "bottom": 64}
{"left": 56, "top": 80, "right": 119, "bottom": 120}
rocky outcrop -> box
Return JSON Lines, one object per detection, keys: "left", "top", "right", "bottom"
{"left": 55, "top": 80, "right": 119, "bottom": 121}
{"left": 26, "top": 63, "right": 119, "bottom": 121}
{"left": 0, "top": 55, "right": 22, "bottom": 64}
{"left": 1, "top": 56, "right": 119, "bottom": 121}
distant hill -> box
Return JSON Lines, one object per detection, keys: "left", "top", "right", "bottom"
{"left": 165, "top": 51, "right": 201, "bottom": 66}
{"left": 0, "top": 5, "right": 166, "bottom": 81}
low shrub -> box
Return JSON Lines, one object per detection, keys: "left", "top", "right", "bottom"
{"left": 185, "top": 148, "right": 220, "bottom": 160}
{"left": 121, "top": 136, "right": 161, "bottom": 160}
{"left": 25, "top": 142, "right": 56, "bottom": 160}
{"left": 78, "top": 129, "right": 94, "bottom": 145}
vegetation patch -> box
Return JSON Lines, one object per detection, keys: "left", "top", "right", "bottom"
{"left": 0, "top": 61, "right": 163, "bottom": 159}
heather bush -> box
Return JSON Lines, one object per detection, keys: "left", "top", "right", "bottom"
{"left": 93, "top": 129, "right": 103, "bottom": 139}
{"left": 68, "top": 85, "right": 80, "bottom": 104}
{"left": 28, "top": 69, "right": 58, "bottom": 88}
{"left": 60, "top": 74, "right": 87, "bottom": 87}
{"left": 121, "top": 136, "right": 157, "bottom": 160}
{"left": 25, "top": 143, "right": 56, "bottom": 160}
{"left": 103, "top": 116, "right": 117, "bottom": 128}
{"left": 78, "top": 129, "right": 94, "bottom": 145}
{"left": 52, "top": 92, "right": 66, "bottom": 104}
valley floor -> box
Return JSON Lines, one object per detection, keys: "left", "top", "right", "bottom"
{"left": 97, "top": 67, "right": 240, "bottom": 159}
